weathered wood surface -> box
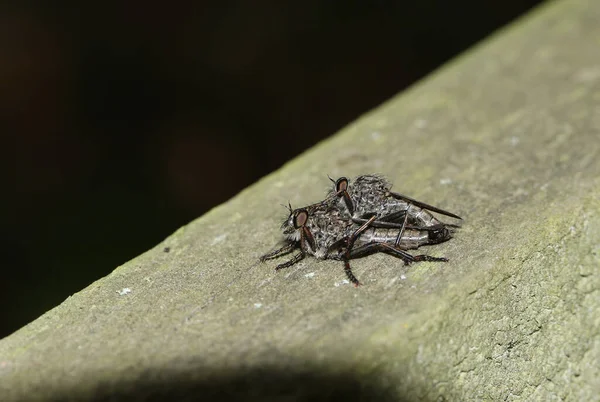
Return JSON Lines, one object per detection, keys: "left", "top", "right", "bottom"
{"left": 1, "top": 0, "right": 599, "bottom": 400}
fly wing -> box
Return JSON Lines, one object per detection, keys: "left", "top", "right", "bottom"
{"left": 352, "top": 211, "right": 447, "bottom": 231}
{"left": 350, "top": 210, "right": 407, "bottom": 228}
{"left": 388, "top": 191, "right": 462, "bottom": 220}
{"left": 377, "top": 210, "right": 407, "bottom": 223}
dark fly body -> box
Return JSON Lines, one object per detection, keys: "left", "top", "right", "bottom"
{"left": 261, "top": 174, "right": 462, "bottom": 286}
{"left": 260, "top": 197, "right": 354, "bottom": 269}
{"left": 328, "top": 174, "right": 461, "bottom": 230}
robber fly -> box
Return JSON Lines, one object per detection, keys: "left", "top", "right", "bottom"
{"left": 328, "top": 174, "right": 461, "bottom": 231}
{"left": 261, "top": 175, "right": 461, "bottom": 286}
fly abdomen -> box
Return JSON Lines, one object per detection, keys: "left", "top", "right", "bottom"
{"left": 358, "top": 228, "right": 425, "bottom": 249}
{"left": 406, "top": 204, "right": 443, "bottom": 228}
{"left": 397, "top": 228, "right": 432, "bottom": 249}
{"left": 358, "top": 225, "right": 451, "bottom": 250}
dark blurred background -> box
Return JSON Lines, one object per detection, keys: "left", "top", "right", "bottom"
{"left": 2, "top": 1, "right": 544, "bottom": 338}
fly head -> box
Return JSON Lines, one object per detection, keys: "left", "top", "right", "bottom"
{"left": 281, "top": 207, "right": 316, "bottom": 252}
{"left": 328, "top": 175, "right": 354, "bottom": 216}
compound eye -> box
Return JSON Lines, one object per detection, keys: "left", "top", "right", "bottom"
{"left": 293, "top": 209, "right": 308, "bottom": 228}
{"left": 335, "top": 177, "right": 349, "bottom": 193}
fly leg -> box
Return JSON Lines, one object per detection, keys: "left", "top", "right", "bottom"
{"left": 260, "top": 243, "right": 305, "bottom": 273}
{"left": 269, "top": 209, "right": 314, "bottom": 274}
{"left": 342, "top": 215, "right": 377, "bottom": 287}
{"left": 348, "top": 242, "right": 448, "bottom": 264}
{"left": 355, "top": 208, "right": 410, "bottom": 249}
{"left": 274, "top": 252, "right": 305, "bottom": 271}
{"left": 260, "top": 242, "right": 297, "bottom": 262}
{"left": 348, "top": 242, "right": 415, "bottom": 263}
{"left": 394, "top": 208, "right": 409, "bottom": 247}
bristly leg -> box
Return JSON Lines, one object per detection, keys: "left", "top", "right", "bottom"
{"left": 275, "top": 252, "right": 305, "bottom": 271}
{"left": 343, "top": 260, "right": 360, "bottom": 286}
{"left": 394, "top": 208, "right": 409, "bottom": 247}
{"left": 260, "top": 242, "right": 297, "bottom": 262}
{"left": 341, "top": 215, "right": 377, "bottom": 287}
{"left": 339, "top": 211, "right": 409, "bottom": 286}
{"left": 348, "top": 242, "right": 448, "bottom": 264}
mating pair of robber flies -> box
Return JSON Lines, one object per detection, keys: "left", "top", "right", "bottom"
{"left": 260, "top": 174, "right": 462, "bottom": 286}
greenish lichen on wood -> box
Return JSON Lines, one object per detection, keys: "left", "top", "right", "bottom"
{"left": 1, "top": 0, "right": 600, "bottom": 400}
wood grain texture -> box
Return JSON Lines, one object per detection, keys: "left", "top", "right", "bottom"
{"left": 1, "top": 0, "right": 599, "bottom": 400}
